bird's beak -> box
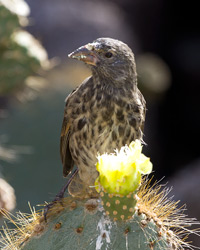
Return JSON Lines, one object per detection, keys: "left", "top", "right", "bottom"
{"left": 68, "top": 43, "right": 100, "bottom": 66}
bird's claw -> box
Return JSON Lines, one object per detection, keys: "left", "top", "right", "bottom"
{"left": 43, "top": 169, "right": 79, "bottom": 222}
{"left": 43, "top": 196, "right": 64, "bottom": 222}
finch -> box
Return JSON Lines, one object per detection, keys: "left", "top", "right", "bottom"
{"left": 61, "top": 38, "right": 146, "bottom": 197}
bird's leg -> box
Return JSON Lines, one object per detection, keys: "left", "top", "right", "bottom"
{"left": 43, "top": 169, "right": 78, "bottom": 222}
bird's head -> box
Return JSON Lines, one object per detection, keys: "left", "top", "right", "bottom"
{"left": 68, "top": 38, "right": 137, "bottom": 84}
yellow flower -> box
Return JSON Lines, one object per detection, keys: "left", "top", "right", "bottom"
{"left": 95, "top": 140, "right": 152, "bottom": 195}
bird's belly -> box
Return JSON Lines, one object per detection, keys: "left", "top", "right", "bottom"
{"left": 69, "top": 120, "right": 137, "bottom": 185}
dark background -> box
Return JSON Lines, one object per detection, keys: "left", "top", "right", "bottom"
{"left": 24, "top": 0, "right": 200, "bottom": 178}
{"left": 1, "top": 0, "right": 200, "bottom": 246}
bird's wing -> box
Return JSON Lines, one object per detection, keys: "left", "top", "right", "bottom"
{"left": 60, "top": 87, "right": 78, "bottom": 177}
{"left": 60, "top": 76, "right": 93, "bottom": 177}
{"left": 60, "top": 115, "right": 73, "bottom": 177}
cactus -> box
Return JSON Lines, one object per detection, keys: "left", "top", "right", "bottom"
{"left": 0, "top": 182, "right": 198, "bottom": 250}
{"left": 95, "top": 140, "right": 152, "bottom": 222}
{"left": 0, "top": 0, "right": 29, "bottom": 48}
{"left": 0, "top": 4, "right": 20, "bottom": 45}
{"left": 16, "top": 198, "right": 171, "bottom": 250}
{"left": 0, "top": 30, "right": 48, "bottom": 94}
{"left": 0, "top": 141, "right": 199, "bottom": 250}
{"left": 0, "top": 0, "right": 49, "bottom": 95}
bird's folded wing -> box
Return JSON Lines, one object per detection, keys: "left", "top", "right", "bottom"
{"left": 60, "top": 77, "right": 92, "bottom": 177}
{"left": 60, "top": 117, "right": 74, "bottom": 177}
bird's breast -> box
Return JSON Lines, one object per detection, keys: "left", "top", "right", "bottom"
{"left": 70, "top": 101, "right": 142, "bottom": 158}
{"left": 68, "top": 90, "right": 144, "bottom": 186}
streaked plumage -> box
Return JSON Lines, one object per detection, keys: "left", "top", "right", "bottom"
{"left": 61, "top": 38, "right": 146, "bottom": 197}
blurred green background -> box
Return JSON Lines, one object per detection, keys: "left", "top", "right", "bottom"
{"left": 1, "top": 86, "right": 67, "bottom": 211}
{"left": 0, "top": 62, "right": 90, "bottom": 213}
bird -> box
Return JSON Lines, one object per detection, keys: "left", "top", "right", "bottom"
{"left": 60, "top": 37, "right": 146, "bottom": 198}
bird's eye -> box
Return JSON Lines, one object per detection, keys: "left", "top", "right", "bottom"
{"left": 104, "top": 52, "right": 113, "bottom": 58}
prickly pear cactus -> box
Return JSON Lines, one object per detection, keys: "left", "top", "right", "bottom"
{"left": 1, "top": 181, "right": 196, "bottom": 250}
{"left": 0, "top": 0, "right": 29, "bottom": 48}
{"left": 0, "top": 4, "right": 20, "bottom": 45}
{"left": 0, "top": 140, "right": 198, "bottom": 250}
{"left": 20, "top": 198, "right": 170, "bottom": 250}
{"left": 95, "top": 140, "right": 152, "bottom": 222}
{"left": 0, "top": 31, "right": 47, "bottom": 95}
{"left": 0, "top": 0, "right": 49, "bottom": 95}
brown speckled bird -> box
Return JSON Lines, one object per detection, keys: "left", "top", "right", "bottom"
{"left": 61, "top": 38, "right": 146, "bottom": 197}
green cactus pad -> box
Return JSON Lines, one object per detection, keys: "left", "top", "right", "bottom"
{"left": 19, "top": 198, "right": 170, "bottom": 250}
{"left": 100, "top": 191, "right": 137, "bottom": 221}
